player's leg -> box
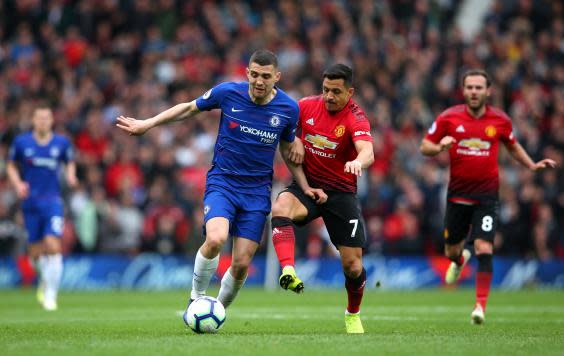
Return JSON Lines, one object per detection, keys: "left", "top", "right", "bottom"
{"left": 38, "top": 201, "right": 65, "bottom": 311}
{"left": 444, "top": 202, "right": 473, "bottom": 284}
{"left": 339, "top": 246, "right": 366, "bottom": 334}
{"left": 323, "top": 192, "right": 366, "bottom": 333}
{"left": 28, "top": 241, "right": 45, "bottom": 305}
{"left": 470, "top": 203, "right": 497, "bottom": 324}
{"left": 41, "top": 234, "right": 63, "bottom": 311}
{"left": 191, "top": 217, "right": 229, "bottom": 301}
{"left": 217, "top": 194, "right": 267, "bottom": 307}
{"left": 271, "top": 183, "right": 318, "bottom": 293}
{"left": 217, "top": 237, "right": 259, "bottom": 308}
{"left": 190, "top": 188, "right": 235, "bottom": 302}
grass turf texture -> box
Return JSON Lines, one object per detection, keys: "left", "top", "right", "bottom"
{"left": 1, "top": 288, "right": 563, "bottom": 355}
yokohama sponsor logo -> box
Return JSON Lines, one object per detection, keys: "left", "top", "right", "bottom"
{"left": 239, "top": 125, "right": 278, "bottom": 141}
{"left": 31, "top": 157, "right": 57, "bottom": 169}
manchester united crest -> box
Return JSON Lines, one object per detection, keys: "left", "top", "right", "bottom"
{"left": 485, "top": 125, "right": 496, "bottom": 137}
{"left": 334, "top": 125, "right": 346, "bottom": 137}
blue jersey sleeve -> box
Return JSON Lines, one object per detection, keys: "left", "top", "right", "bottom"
{"left": 280, "top": 104, "right": 299, "bottom": 143}
{"left": 7, "top": 136, "right": 22, "bottom": 162}
{"left": 195, "top": 82, "right": 233, "bottom": 112}
{"left": 62, "top": 137, "right": 74, "bottom": 163}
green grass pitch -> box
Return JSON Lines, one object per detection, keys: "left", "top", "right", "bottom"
{"left": 1, "top": 288, "right": 563, "bottom": 355}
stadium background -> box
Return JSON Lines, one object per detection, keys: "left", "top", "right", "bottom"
{"left": 0, "top": 0, "right": 562, "bottom": 289}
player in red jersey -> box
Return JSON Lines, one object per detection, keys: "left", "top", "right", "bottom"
{"left": 270, "top": 64, "right": 374, "bottom": 333}
{"left": 420, "top": 69, "right": 556, "bottom": 324}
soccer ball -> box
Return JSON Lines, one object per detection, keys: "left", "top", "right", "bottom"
{"left": 183, "top": 296, "right": 226, "bottom": 334}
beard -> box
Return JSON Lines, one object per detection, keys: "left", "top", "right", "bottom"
{"left": 465, "top": 95, "right": 486, "bottom": 112}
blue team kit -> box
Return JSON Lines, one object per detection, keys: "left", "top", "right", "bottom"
{"left": 8, "top": 133, "right": 73, "bottom": 242}
{"left": 196, "top": 82, "right": 298, "bottom": 242}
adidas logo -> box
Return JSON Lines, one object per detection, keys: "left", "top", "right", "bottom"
{"left": 456, "top": 125, "right": 465, "bottom": 133}
{"left": 306, "top": 118, "right": 315, "bottom": 125}
{"left": 272, "top": 228, "right": 281, "bottom": 235}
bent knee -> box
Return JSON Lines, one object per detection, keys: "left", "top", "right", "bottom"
{"left": 230, "top": 259, "right": 251, "bottom": 279}
{"left": 342, "top": 259, "right": 363, "bottom": 277}
{"left": 474, "top": 239, "right": 493, "bottom": 254}
{"left": 271, "top": 194, "right": 295, "bottom": 217}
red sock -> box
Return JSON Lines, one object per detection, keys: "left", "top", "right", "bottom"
{"left": 476, "top": 271, "right": 492, "bottom": 310}
{"left": 272, "top": 223, "right": 295, "bottom": 268}
{"left": 453, "top": 254, "right": 464, "bottom": 266}
{"left": 345, "top": 269, "right": 366, "bottom": 314}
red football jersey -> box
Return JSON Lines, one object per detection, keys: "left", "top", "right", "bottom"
{"left": 425, "top": 104, "right": 516, "bottom": 202}
{"left": 299, "top": 96, "right": 372, "bottom": 192}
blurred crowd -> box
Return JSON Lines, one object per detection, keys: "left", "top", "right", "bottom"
{"left": 0, "top": 0, "right": 562, "bottom": 260}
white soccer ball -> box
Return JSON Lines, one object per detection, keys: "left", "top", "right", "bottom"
{"left": 183, "top": 296, "right": 226, "bottom": 334}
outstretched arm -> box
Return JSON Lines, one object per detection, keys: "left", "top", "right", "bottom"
{"left": 344, "top": 140, "right": 374, "bottom": 177}
{"left": 504, "top": 141, "right": 557, "bottom": 171}
{"left": 420, "top": 137, "right": 456, "bottom": 157}
{"left": 116, "top": 100, "right": 200, "bottom": 136}
{"left": 280, "top": 140, "right": 327, "bottom": 204}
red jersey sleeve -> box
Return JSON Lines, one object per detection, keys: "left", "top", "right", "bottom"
{"left": 350, "top": 107, "right": 372, "bottom": 143}
{"left": 425, "top": 114, "right": 449, "bottom": 143}
{"left": 498, "top": 112, "right": 516, "bottom": 145}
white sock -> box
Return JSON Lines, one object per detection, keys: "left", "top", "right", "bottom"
{"left": 190, "top": 249, "right": 219, "bottom": 300}
{"left": 44, "top": 254, "right": 63, "bottom": 303}
{"left": 37, "top": 255, "right": 48, "bottom": 285}
{"left": 217, "top": 267, "right": 246, "bottom": 308}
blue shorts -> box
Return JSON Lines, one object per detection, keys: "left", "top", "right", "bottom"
{"left": 203, "top": 185, "right": 270, "bottom": 243}
{"left": 22, "top": 199, "right": 64, "bottom": 243}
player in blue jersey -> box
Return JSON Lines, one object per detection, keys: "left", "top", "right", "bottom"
{"left": 6, "top": 104, "right": 78, "bottom": 311}
{"left": 116, "top": 50, "right": 325, "bottom": 311}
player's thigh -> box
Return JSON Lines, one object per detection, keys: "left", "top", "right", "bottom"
{"left": 231, "top": 193, "right": 271, "bottom": 244}
{"left": 272, "top": 192, "right": 309, "bottom": 221}
{"left": 444, "top": 202, "right": 474, "bottom": 245}
{"left": 40, "top": 200, "right": 64, "bottom": 239}
{"left": 202, "top": 187, "right": 237, "bottom": 240}
{"left": 22, "top": 209, "right": 42, "bottom": 244}
{"left": 470, "top": 201, "right": 498, "bottom": 244}
{"left": 322, "top": 193, "right": 365, "bottom": 248}
{"left": 277, "top": 182, "right": 321, "bottom": 226}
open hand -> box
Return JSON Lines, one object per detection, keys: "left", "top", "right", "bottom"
{"left": 344, "top": 160, "right": 363, "bottom": 176}
{"left": 532, "top": 158, "right": 557, "bottom": 171}
{"left": 116, "top": 116, "right": 151, "bottom": 136}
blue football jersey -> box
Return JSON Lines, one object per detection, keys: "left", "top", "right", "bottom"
{"left": 8, "top": 132, "right": 74, "bottom": 203}
{"left": 196, "top": 82, "right": 298, "bottom": 195}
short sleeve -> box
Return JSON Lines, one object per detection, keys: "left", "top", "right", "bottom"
{"left": 63, "top": 138, "right": 75, "bottom": 163}
{"left": 425, "top": 115, "right": 448, "bottom": 144}
{"left": 195, "top": 82, "right": 232, "bottom": 112}
{"left": 280, "top": 104, "right": 299, "bottom": 143}
{"left": 7, "top": 137, "right": 21, "bottom": 162}
{"left": 499, "top": 119, "right": 516, "bottom": 145}
{"left": 351, "top": 118, "right": 372, "bottom": 142}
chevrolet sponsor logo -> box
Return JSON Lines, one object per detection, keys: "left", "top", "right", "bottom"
{"left": 458, "top": 138, "right": 491, "bottom": 150}
{"left": 304, "top": 134, "right": 338, "bottom": 149}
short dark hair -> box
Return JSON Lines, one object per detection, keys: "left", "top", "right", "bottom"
{"left": 33, "top": 100, "right": 51, "bottom": 113}
{"left": 249, "top": 50, "right": 278, "bottom": 68}
{"left": 461, "top": 69, "right": 491, "bottom": 87}
{"left": 323, "top": 64, "right": 353, "bottom": 87}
